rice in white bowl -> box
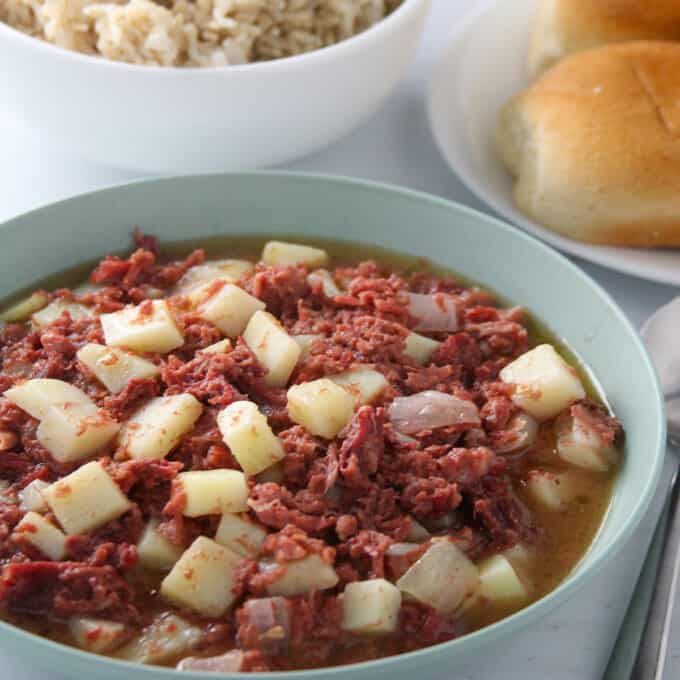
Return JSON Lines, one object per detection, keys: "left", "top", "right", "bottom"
{"left": 0, "top": 0, "right": 403, "bottom": 66}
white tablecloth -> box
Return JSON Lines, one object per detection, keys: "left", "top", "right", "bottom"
{"left": 1, "top": 1, "right": 677, "bottom": 678}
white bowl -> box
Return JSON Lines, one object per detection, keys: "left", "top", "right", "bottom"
{"left": 428, "top": 0, "right": 680, "bottom": 286}
{"left": 0, "top": 0, "right": 430, "bottom": 174}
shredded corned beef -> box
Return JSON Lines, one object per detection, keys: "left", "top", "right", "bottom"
{"left": 260, "top": 525, "right": 334, "bottom": 564}
{"left": 107, "top": 458, "right": 182, "bottom": 516}
{"left": 0, "top": 234, "right": 622, "bottom": 671}
{"left": 337, "top": 406, "right": 384, "bottom": 487}
{"left": 470, "top": 474, "right": 536, "bottom": 550}
{"left": 245, "top": 265, "right": 310, "bottom": 320}
{"left": 248, "top": 483, "right": 337, "bottom": 536}
{"left": 103, "top": 377, "right": 161, "bottom": 421}
{"left": 167, "top": 409, "right": 240, "bottom": 472}
{"left": 0, "top": 561, "right": 138, "bottom": 623}
{"left": 570, "top": 399, "right": 622, "bottom": 446}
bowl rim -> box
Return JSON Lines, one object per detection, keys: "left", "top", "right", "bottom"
{"left": 0, "top": 0, "right": 429, "bottom": 75}
{"left": 0, "top": 171, "right": 667, "bottom": 679}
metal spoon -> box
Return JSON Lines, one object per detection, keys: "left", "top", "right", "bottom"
{"left": 604, "top": 299, "right": 680, "bottom": 680}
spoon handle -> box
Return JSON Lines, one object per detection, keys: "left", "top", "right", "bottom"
{"left": 631, "top": 460, "right": 680, "bottom": 679}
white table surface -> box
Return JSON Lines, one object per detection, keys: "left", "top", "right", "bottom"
{"left": 1, "top": 1, "right": 677, "bottom": 678}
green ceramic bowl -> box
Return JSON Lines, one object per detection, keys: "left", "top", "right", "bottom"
{"left": 0, "top": 173, "right": 665, "bottom": 679}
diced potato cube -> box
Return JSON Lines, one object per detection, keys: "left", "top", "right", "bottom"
{"left": 287, "top": 378, "right": 354, "bottom": 439}
{"left": 217, "top": 401, "right": 285, "bottom": 476}
{"left": 37, "top": 402, "right": 120, "bottom": 463}
{"left": 406, "top": 517, "right": 430, "bottom": 543}
{"left": 500, "top": 544, "right": 533, "bottom": 589}
{"left": 13, "top": 511, "right": 66, "bottom": 560}
{"left": 404, "top": 332, "right": 441, "bottom": 366}
{"left": 200, "top": 338, "right": 232, "bottom": 354}
{"left": 69, "top": 618, "right": 129, "bottom": 654}
{"left": 174, "top": 260, "right": 254, "bottom": 299}
{"left": 101, "top": 300, "right": 183, "bottom": 354}
{"left": 4, "top": 379, "right": 93, "bottom": 420}
{"left": 120, "top": 394, "right": 203, "bottom": 461}
{"left": 243, "top": 311, "right": 301, "bottom": 387}
{"left": 0, "top": 291, "right": 48, "bottom": 322}
{"left": 215, "top": 513, "right": 267, "bottom": 557}
{"left": 262, "top": 241, "right": 329, "bottom": 268}
{"left": 43, "top": 461, "right": 131, "bottom": 535}
{"left": 341, "top": 579, "right": 402, "bottom": 634}
{"left": 116, "top": 614, "right": 202, "bottom": 664}
{"left": 179, "top": 470, "right": 248, "bottom": 517}
{"left": 478, "top": 554, "right": 529, "bottom": 604}
{"left": 292, "top": 334, "right": 322, "bottom": 360}
{"left": 308, "top": 269, "right": 341, "bottom": 297}
{"left": 18, "top": 479, "right": 49, "bottom": 513}
{"left": 396, "top": 540, "right": 480, "bottom": 614}
{"left": 33, "top": 299, "right": 94, "bottom": 327}
{"left": 556, "top": 412, "right": 617, "bottom": 471}
{"left": 329, "top": 367, "right": 388, "bottom": 406}
{"left": 197, "top": 284, "right": 265, "bottom": 338}
{"left": 77, "top": 343, "right": 159, "bottom": 394}
{"left": 136, "top": 519, "right": 183, "bottom": 571}
{"left": 499, "top": 345, "right": 585, "bottom": 421}
{"left": 160, "top": 537, "right": 242, "bottom": 617}
{"left": 266, "top": 554, "right": 339, "bottom": 597}
{"left": 525, "top": 470, "right": 574, "bottom": 510}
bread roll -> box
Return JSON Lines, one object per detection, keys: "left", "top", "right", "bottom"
{"left": 529, "top": 0, "right": 680, "bottom": 76}
{"left": 496, "top": 42, "right": 680, "bottom": 248}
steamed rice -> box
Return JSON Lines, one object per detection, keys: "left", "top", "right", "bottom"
{"left": 0, "top": 0, "right": 403, "bottom": 67}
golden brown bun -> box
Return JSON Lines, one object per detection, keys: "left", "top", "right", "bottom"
{"left": 529, "top": 0, "right": 680, "bottom": 77}
{"left": 496, "top": 41, "right": 680, "bottom": 248}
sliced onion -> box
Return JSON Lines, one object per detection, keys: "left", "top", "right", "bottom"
{"left": 388, "top": 391, "right": 480, "bottom": 434}
{"left": 386, "top": 542, "right": 425, "bottom": 580}
{"left": 407, "top": 293, "right": 460, "bottom": 332}
{"left": 241, "top": 597, "right": 290, "bottom": 652}
{"left": 494, "top": 412, "right": 539, "bottom": 454}
{"left": 396, "top": 540, "right": 480, "bottom": 614}
{"left": 386, "top": 542, "right": 421, "bottom": 557}
{"left": 177, "top": 650, "right": 244, "bottom": 672}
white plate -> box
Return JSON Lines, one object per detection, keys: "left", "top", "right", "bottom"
{"left": 427, "top": 0, "right": 680, "bottom": 286}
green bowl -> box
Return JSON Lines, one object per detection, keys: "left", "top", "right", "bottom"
{"left": 0, "top": 173, "right": 665, "bottom": 679}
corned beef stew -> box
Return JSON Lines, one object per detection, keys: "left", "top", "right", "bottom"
{"left": 0, "top": 234, "right": 622, "bottom": 671}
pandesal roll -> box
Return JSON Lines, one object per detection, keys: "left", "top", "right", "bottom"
{"left": 529, "top": 0, "right": 680, "bottom": 76}
{"left": 497, "top": 41, "right": 680, "bottom": 247}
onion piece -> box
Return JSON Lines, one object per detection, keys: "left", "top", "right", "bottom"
{"left": 386, "top": 542, "right": 425, "bottom": 580}
{"left": 177, "top": 650, "right": 244, "bottom": 672}
{"left": 396, "top": 540, "right": 480, "bottom": 614}
{"left": 240, "top": 597, "right": 290, "bottom": 654}
{"left": 388, "top": 391, "right": 480, "bottom": 434}
{"left": 386, "top": 542, "right": 421, "bottom": 557}
{"left": 407, "top": 293, "right": 460, "bottom": 332}
{"left": 493, "top": 412, "right": 539, "bottom": 454}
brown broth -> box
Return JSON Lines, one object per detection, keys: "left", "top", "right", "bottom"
{"left": 0, "top": 235, "right": 618, "bottom": 669}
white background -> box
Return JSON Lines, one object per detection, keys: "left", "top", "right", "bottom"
{"left": 0, "top": 1, "right": 677, "bottom": 678}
